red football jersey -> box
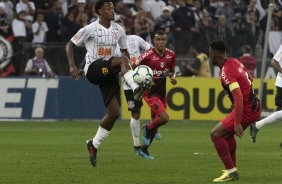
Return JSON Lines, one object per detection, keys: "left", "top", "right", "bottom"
{"left": 137, "top": 47, "right": 176, "bottom": 99}
{"left": 220, "top": 58, "right": 261, "bottom": 113}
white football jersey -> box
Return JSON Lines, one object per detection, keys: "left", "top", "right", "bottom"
{"left": 115, "top": 35, "right": 151, "bottom": 64}
{"left": 274, "top": 45, "right": 282, "bottom": 87}
{"left": 71, "top": 20, "right": 127, "bottom": 74}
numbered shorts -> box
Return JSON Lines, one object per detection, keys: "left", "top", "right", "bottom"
{"left": 124, "top": 89, "right": 143, "bottom": 111}
{"left": 221, "top": 109, "right": 262, "bottom": 133}
{"left": 86, "top": 58, "right": 121, "bottom": 106}
{"left": 143, "top": 92, "right": 166, "bottom": 119}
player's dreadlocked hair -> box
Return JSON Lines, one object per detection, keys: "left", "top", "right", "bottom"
{"left": 95, "top": 0, "right": 111, "bottom": 16}
{"left": 210, "top": 40, "right": 226, "bottom": 54}
{"left": 154, "top": 30, "right": 166, "bottom": 36}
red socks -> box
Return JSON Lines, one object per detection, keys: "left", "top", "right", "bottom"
{"left": 211, "top": 136, "right": 236, "bottom": 170}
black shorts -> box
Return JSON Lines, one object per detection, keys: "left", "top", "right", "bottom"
{"left": 124, "top": 89, "right": 143, "bottom": 111}
{"left": 86, "top": 58, "right": 121, "bottom": 106}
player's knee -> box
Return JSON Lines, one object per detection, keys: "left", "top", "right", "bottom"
{"left": 210, "top": 130, "right": 218, "bottom": 138}
{"left": 160, "top": 114, "right": 169, "bottom": 124}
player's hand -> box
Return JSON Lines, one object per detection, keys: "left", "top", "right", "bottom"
{"left": 170, "top": 77, "right": 177, "bottom": 85}
{"left": 234, "top": 125, "right": 243, "bottom": 139}
{"left": 69, "top": 65, "right": 79, "bottom": 80}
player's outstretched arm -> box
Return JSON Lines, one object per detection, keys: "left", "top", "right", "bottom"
{"left": 66, "top": 41, "right": 79, "bottom": 80}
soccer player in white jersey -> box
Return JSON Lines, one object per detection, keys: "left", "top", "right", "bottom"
{"left": 66, "top": 0, "right": 152, "bottom": 167}
{"left": 114, "top": 19, "right": 161, "bottom": 154}
{"left": 250, "top": 44, "right": 282, "bottom": 148}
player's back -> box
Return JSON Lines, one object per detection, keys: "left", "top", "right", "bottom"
{"left": 222, "top": 58, "right": 260, "bottom": 112}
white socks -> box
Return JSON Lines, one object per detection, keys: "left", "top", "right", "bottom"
{"left": 123, "top": 70, "right": 139, "bottom": 91}
{"left": 130, "top": 117, "right": 140, "bottom": 147}
{"left": 227, "top": 168, "right": 237, "bottom": 173}
{"left": 92, "top": 126, "right": 110, "bottom": 149}
{"left": 256, "top": 111, "right": 282, "bottom": 129}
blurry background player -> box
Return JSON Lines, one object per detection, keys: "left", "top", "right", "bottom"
{"left": 66, "top": 0, "right": 151, "bottom": 167}
{"left": 114, "top": 19, "right": 161, "bottom": 154}
{"left": 250, "top": 44, "right": 282, "bottom": 147}
{"left": 132, "top": 30, "right": 177, "bottom": 159}
{"left": 239, "top": 44, "right": 256, "bottom": 78}
{"left": 209, "top": 40, "right": 261, "bottom": 182}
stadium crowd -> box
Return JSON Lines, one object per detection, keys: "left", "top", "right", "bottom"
{"left": 0, "top": 0, "right": 281, "bottom": 75}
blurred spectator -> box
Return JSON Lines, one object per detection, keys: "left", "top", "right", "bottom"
{"left": 215, "top": 15, "right": 233, "bottom": 55}
{"left": 114, "top": 0, "right": 128, "bottom": 20}
{"left": 12, "top": 11, "right": 31, "bottom": 43}
{"left": 44, "top": 2, "right": 62, "bottom": 42}
{"left": 196, "top": 10, "right": 217, "bottom": 55}
{"left": 242, "top": 0, "right": 260, "bottom": 24}
{"left": 78, "top": 11, "right": 89, "bottom": 27}
{"left": 130, "top": 0, "right": 145, "bottom": 17}
{"left": 171, "top": 0, "right": 196, "bottom": 57}
{"left": 154, "top": 6, "right": 175, "bottom": 50}
{"left": 232, "top": 12, "right": 248, "bottom": 58}
{"left": 123, "top": 8, "right": 135, "bottom": 34}
{"left": 25, "top": 47, "right": 55, "bottom": 77}
{"left": 16, "top": 0, "right": 35, "bottom": 22}
{"left": 270, "top": 16, "right": 280, "bottom": 31}
{"left": 193, "top": 0, "right": 204, "bottom": 25}
{"left": 207, "top": 0, "right": 224, "bottom": 20}
{"left": 32, "top": 13, "right": 48, "bottom": 46}
{"left": 0, "top": 2, "right": 10, "bottom": 37}
{"left": 260, "top": 0, "right": 282, "bottom": 34}
{"left": 245, "top": 10, "right": 260, "bottom": 55}
{"left": 142, "top": 0, "right": 166, "bottom": 21}
{"left": 73, "top": 0, "right": 87, "bottom": 24}
{"left": 1, "top": 0, "right": 14, "bottom": 24}
{"left": 61, "top": 12, "right": 80, "bottom": 42}
{"left": 239, "top": 44, "right": 256, "bottom": 78}
{"left": 184, "top": 44, "right": 212, "bottom": 77}
{"left": 33, "top": 0, "right": 50, "bottom": 14}
{"left": 215, "top": 0, "right": 235, "bottom": 34}
{"left": 134, "top": 9, "right": 154, "bottom": 43}
{"left": 230, "top": 0, "right": 245, "bottom": 15}
{"left": 88, "top": 3, "right": 98, "bottom": 23}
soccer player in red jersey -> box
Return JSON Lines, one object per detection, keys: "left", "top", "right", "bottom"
{"left": 132, "top": 30, "right": 177, "bottom": 159}
{"left": 209, "top": 40, "right": 262, "bottom": 182}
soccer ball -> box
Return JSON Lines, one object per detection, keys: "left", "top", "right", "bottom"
{"left": 133, "top": 65, "right": 153, "bottom": 84}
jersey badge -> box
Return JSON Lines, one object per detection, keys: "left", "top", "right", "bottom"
{"left": 102, "top": 68, "right": 109, "bottom": 75}
{"left": 160, "top": 62, "right": 165, "bottom": 68}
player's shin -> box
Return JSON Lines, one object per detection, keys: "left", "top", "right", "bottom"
{"left": 130, "top": 117, "right": 140, "bottom": 146}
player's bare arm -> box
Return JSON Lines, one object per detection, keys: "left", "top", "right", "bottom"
{"left": 120, "top": 49, "right": 130, "bottom": 61}
{"left": 66, "top": 41, "right": 79, "bottom": 80}
{"left": 229, "top": 82, "right": 244, "bottom": 138}
{"left": 169, "top": 68, "right": 177, "bottom": 85}
{"left": 271, "top": 59, "right": 282, "bottom": 74}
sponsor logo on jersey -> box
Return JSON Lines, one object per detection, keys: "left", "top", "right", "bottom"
{"left": 221, "top": 69, "right": 229, "bottom": 85}
{"left": 102, "top": 68, "right": 109, "bottom": 75}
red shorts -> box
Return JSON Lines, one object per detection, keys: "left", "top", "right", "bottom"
{"left": 221, "top": 109, "right": 262, "bottom": 133}
{"left": 143, "top": 92, "right": 166, "bottom": 119}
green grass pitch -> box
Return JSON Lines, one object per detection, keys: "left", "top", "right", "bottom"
{"left": 0, "top": 120, "right": 281, "bottom": 184}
